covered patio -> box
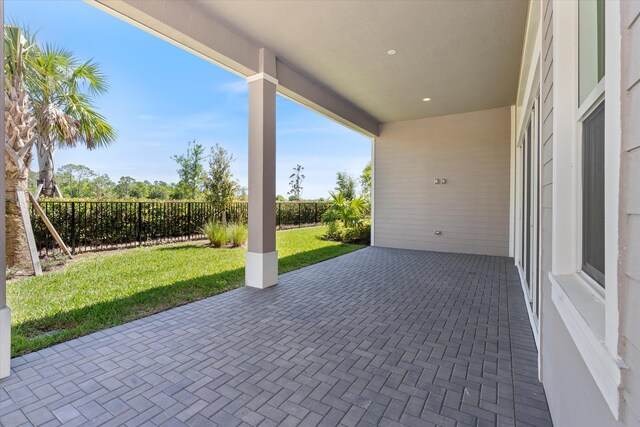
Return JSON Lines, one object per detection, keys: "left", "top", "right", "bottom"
{"left": 0, "top": 248, "right": 550, "bottom": 426}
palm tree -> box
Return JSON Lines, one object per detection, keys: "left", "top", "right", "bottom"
{"left": 28, "top": 44, "right": 116, "bottom": 197}
{"left": 4, "top": 26, "right": 38, "bottom": 273}
{"left": 321, "top": 191, "right": 366, "bottom": 227}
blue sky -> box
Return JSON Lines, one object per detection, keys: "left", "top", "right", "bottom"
{"left": 8, "top": 0, "right": 371, "bottom": 199}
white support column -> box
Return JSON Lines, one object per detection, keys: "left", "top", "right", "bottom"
{"left": 0, "top": 0, "right": 12, "bottom": 379}
{"left": 370, "top": 137, "right": 376, "bottom": 247}
{"left": 245, "top": 49, "right": 278, "bottom": 289}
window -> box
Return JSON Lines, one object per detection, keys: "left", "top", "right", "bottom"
{"left": 582, "top": 102, "right": 605, "bottom": 286}
{"left": 549, "top": 1, "right": 624, "bottom": 416}
{"left": 517, "top": 95, "right": 541, "bottom": 321}
{"left": 579, "top": 0, "right": 605, "bottom": 105}
{"left": 579, "top": 0, "right": 606, "bottom": 287}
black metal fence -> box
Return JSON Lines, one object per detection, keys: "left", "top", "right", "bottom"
{"left": 31, "top": 200, "right": 330, "bottom": 254}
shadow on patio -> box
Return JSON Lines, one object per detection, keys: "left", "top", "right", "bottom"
{"left": 0, "top": 247, "right": 551, "bottom": 426}
{"left": 10, "top": 242, "right": 360, "bottom": 357}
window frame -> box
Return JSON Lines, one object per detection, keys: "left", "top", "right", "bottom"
{"left": 575, "top": 80, "right": 606, "bottom": 296}
{"left": 519, "top": 96, "right": 541, "bottom": 317}
{"left": 549, "top": 0, "right": 623, "bottom": 418}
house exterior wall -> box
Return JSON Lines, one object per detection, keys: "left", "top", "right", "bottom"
{"left": 620, "top": 0, "right": 640, "bottom": 422}
{"left": 537, "top": 0, "right": 621, "bottom": 425}
{"left": 373, "top": 106, "right": 511, "bottom": 257}
{"left": 533, "top": 1, "right": 640, "bottom": 426}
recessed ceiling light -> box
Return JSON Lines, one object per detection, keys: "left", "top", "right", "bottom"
{"left": 387, "top": 49, "right": 397, "bottom": 55}
{"left": 422, "top": 97, "right": 431, "bottom": 102}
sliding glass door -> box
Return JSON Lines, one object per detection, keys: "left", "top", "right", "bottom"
{"left": 519, "top": 96, "right": 541, "bottom": 320}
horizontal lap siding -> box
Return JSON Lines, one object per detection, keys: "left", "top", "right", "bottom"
{"left": 540, "top": 0, "right": 554, "bottom": 387}
{"left": 536, "top": 3, "right": 615, "bottom": 425}
{"left": 537, "top": 3, "right": 614, "bottom": 424}
{"left": 541, "top": 0, "right": 553, "bottom": 294}
{"left": 542, "top": 2, "right": 640, "bottom": 424}
{"left": 621, "top": 1, "right": 640, "bottom": 422}
{"left": 374, "top": 106, "right": 510, "bottom": 257}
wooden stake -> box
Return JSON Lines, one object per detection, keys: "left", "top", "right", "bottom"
{"left": 16, "top": 191, "right": 42, "bottom": 276}
{"left": 34, "top": 183, "right": 43, "bottom": 199}
{"left": 28, "top": 192, "right": 72, "bottom": 257}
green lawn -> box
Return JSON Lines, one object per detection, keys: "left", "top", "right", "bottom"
{"left": 8, "top": 226, "right": 363, "bottom": 357}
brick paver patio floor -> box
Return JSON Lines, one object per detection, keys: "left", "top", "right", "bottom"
{"left": 0, "top": 247, "right": 552, "bottom": 426}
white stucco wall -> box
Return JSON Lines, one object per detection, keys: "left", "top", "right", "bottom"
{"left": 373, "top": 106, "right": 511, "bottom": 257}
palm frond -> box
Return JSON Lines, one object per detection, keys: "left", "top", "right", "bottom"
{"left": 69, "top": 60, "right": 108, "bottom": 96}
{"left": 35, "top": 103, "right": 79, "bottom": 144}
{"left": 4, "top": 25, "right": 38, "bottom": 83}
{"left": 10, "top": 29, "right": 118, "bottom": 150}
{"left": 63, "top": 93, "right": 116, "bottom": 149}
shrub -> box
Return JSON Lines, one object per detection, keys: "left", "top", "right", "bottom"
{"left": 325, "top": 219, "right": 371, "bottom": 244}
{"left": 322, "top": 191, "right": 371, "bottom": 244}
{"left": 227, "top": 223, "right": 248, "bottom": 247}
{"left": 357, "top": 219, "right": 371, "bottom": 245}
{"left": 340, "top": 225, "right": 361, "bottom": 243}
{"left": 202, "top": 221, "right": 228, "bottom": 248}
{"left": 321, "top": 192, "right": 367, "bottom": 228}
{"left": 341, "top": 220, "right": 371, "bottom": 244}
{"left": 325, "top": 220, "right": 346, "bottom": 241}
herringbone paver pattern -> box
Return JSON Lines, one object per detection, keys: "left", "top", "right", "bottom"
{"left": 0, "top": 247, "right": 551, "bottom": 426}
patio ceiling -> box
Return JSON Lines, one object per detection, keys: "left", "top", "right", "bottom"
{"left": 91, "top": 0, "right": 527, "bottom": 133}
{"left": 193, "top": 0, "right": 529, "bottom": 123}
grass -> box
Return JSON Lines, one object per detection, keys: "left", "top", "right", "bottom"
{"left": 8, "top": 226, "right": 363, "bottom": 357}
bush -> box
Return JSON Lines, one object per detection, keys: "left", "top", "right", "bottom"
{"left": 324, "top": 219, "right": 371, "bottom": 244}
{"left": 357, "top": 219, "right": 371, "bottom": 245}
{"left": 227, "top": 223, "right": 248, "bottom": 247}
{"left": 342, "top": 225, "right": 361, "bottom": 243}
{"left": 202, "top": 221, "right": 228, "bottom": 248}
{"left": 325, "top": 220, "right": 346, "bottom": 240}
{"left": 321, "top": 192, "right": 367, "bottom": 227}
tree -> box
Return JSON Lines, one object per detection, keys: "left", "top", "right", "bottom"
{"left": 235, "top": 186, "right": 248, "bottom": 201}
{"left": 321, "top": 191, "right": 366, "bottom": 227}
{"left": 129, "top": 181, "right": 148, "bottom": 199}
{"left": 276, "top": 194, "right": 286, "bottom": 202}
{"left": 4, "top": 25, "right": 39, "bottom": 273}
{"left": 360, "top": 162, "right": 371, "bottom": 200}
{"left": 114, "top": 176, "right": 136, "bottom": 198}
{"left": 90, "top": 174, "right": 115, "bottom": 198}
{"left": 204, "top": 144, "right": 239, "bottom": 220}
{"left": 148, "top": 181, "right": 172, "bottom": 199}
{"left": 28, "top": 40, "right": 116, "bottom": 197}
{"left": 57, "top": 164, "right": 96, "bottom": 198}
{"left": 288, "top": 164, "right": 305, "bottom": 201}
{"left": 335, "top": 171, "right": 356, "bottom": 200}
{"left": 172, "top": 140, "right": 205, "bottom": 199}
{"left": 55, "top": 164, "right": 116, "bottom": 198}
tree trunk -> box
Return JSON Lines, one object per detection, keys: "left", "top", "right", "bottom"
{"left": 5, "top": 81, "right": 37, "bottom": 275}
{"left": 37, "top": 138, "right": 58, "bottom": 198}
{"left": 4, "top": 163, "right": 34, "bottom": 275}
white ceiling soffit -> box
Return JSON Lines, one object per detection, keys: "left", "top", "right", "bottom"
{"left": 193, "top": 0, "right": 529, "bottom": 124}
